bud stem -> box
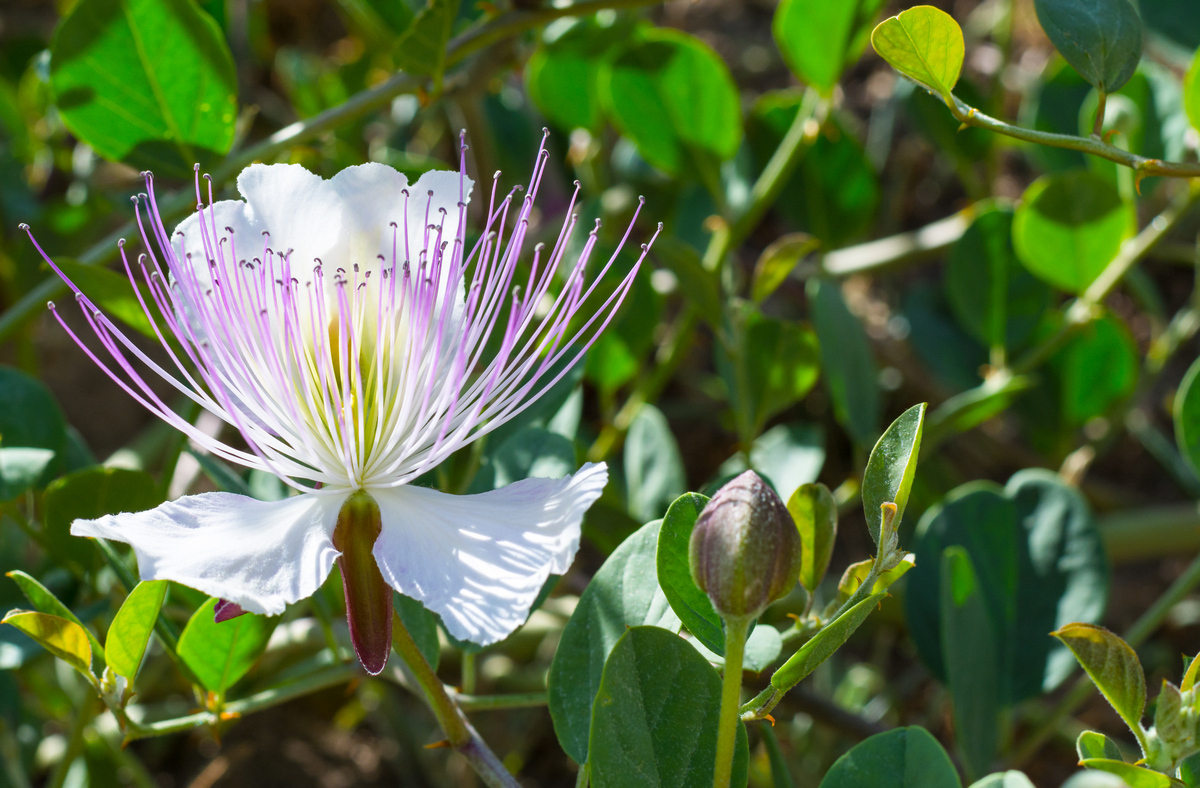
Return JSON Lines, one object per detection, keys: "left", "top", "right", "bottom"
{"left": 714, "top": 615, "right": 751, "bottom": 788}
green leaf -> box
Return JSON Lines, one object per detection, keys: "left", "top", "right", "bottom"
{"left": 600, "top": 27, "right": 742, "bottom": 175}
{"left": 817, "top": 726, "right": 962, "bottom": 788}
{"left": 652, "top": 237, "right": 722, "bottom": 321}
{"left": 392, "top": 0, "right": 459, "bottom": 81}
{"left": 1186, "top": 50, "right": 1200, "bottom": 133}
{"left": 395, "top": 593, "right": 439, "bottom": 672}
{"left": 1078, "top": 760, "right": 1172, "bottom": 788}
{"left": 50, "top": 0, "right": 238, "bottom": 175}
{"left": 945, "top": 205, "right": 1051, "bottom": 351}
{"left": 43, "top": 467, "right": 161, "bottom": 573}
{"left": 743, "top": 315, "right": 821, "bottom": 434}
{"left": 1032, "top": 0, "right": 1143, "bottom": 93}
{"left": 748, "top": 99, "right": 879, "bottom": 247}
{"left": 968, "top": 773, "right": 1036, "bottom": 788}
{"left": 862, "top": 403, "right": 926, "bottom": 547}
{"left": 870, "top": 6, "right": 964, "bottom": 101}
{"left": 1180, "top": 751, "right": 1200, "bottom": 787}
{"left": 1053, "top": 623, "right": 1146, "bottom": 739}
{"left": 588, "top": 626, "right": 749, "bottom": 788}
{"left": 2, "top": 611, "right": 94, "bottom": 680}
{"left": 548, "top": 520, "right": 681, "bottom": 764}
{"left": 749, "top": 423, "right": 825, "bottom": 501}
{"left": 0, "top": 365, "right": 67, "bottom": 495}
{"left": 1055, "top": 314, "right": 1138, "bottom": 425}
{"left": 52, "top": 260, "right": 165, "bottom": 342}
{"left": 104, "top": 580, "right": 167, "bottom": 682}
{"left": 186, "top": 448, "right": 251, "bottom": 496}
{"left": 177, "top": 597, "right": 276, "bottom": 696}
{"left": 656, "top": 492, "right": 724, "bottom": 655}
{"left": 1174, "top": 355, "right": 1200, "bottom": 477}
{"left": 926, "top": 371, "right": 1034, "bottom": 439}
{"left": 807, "top": 278, "right": 880, "bottom": 446}
{"left": 1077, "top": 731, "right": 1125, "bottom": 762}
{"left": 526, "top": 17, "right": 632, "bottom": 133}
{"left": 6, "top": 570, "right": 105, "bottom": 662}
{"left": 1012, "top": 171, "right": 1135, "bottom": 294}
{"left": 470, "top": 426, "right": 577, "bottom": 493}
{"left": 625, "top": 405, "right": 687, "bottom": 523}
{"left": 906, "top": 470, "right": 1109, "bottom": 703}
{"left": 773, "top": 0, "right": 886, "bottom": 92}
{"left": 771, "top": 591, "right": 886, "bottom": 691}
{"left": 789, "top": 483, "right": 837, "bottom": 595}
{"left": 743, "top": 625, "right": 784, "bottom": 673}
{"left": 941, "top": 548, "right": 1000, "bottom": 781}
{"left": 752, "top": 233, "right": 817, "bottom": 303}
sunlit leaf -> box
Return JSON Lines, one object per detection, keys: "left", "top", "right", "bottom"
{"left": 2, "top": 611, "right": 93, "bottom": 680}
{"left": 1053, "top": 623, "right": 1145, "bottom": 739}
{"left": 773, "top": 0, "right": 886, "bottom": 92}
{"left": 788, "top": 482, "right": 837, "bottom": 594}
{"left": 177, "top": 597, "right": 276, "bottom": 696}
{"left": 861, "top": 403, "right": 925, "bottom": 547}
{"left": 105, "top": 580, "right": 167, "bottom": 682}
{"left": 871, "top": 6, "right": 964, "bottom": 101}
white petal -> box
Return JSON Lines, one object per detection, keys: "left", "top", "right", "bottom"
{"left": 171, "top": 199, "right": 261, "bottom": 277}
{"left": 371, "top": 462, "right": 607, "bottom": 645}
{"left": 71, "top": 491, "right": 349, "bottom": 616}
{"left": 236, "top": 163, "right": 346, "bottom": 269}
{"left": 405, "top": 169, "right": 474, "bottom": 266}
{"left": 329, "top": 162, "right": 410, "bottom": 240}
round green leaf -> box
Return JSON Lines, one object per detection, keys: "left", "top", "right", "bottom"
{"left": 906, "top": 470, "right": 1109, "bottom": 703}
{"left": 600, "top": 27, "right": 741, "bottom": 175}
{"left": 656, "top": 492, "right": 724, "bottom": 655}
{"left": 105, "top": 580, "right": 168, "bottom": 682}
{"left": 589, "top": 626, "right": 749, "bottom": 788}
{"left": 526, "top": 17, "right": 632, "bottom": 132}
{"left": 548, "top": 520, "right": 682, "bottom": 765}
{"left": 945, "top": 205, "right": 1051, "bottom": 351}
{"left": 1055, "top": 313, "right": 1138, "bottom": 425}
{"left": 870, "top": 5, "right": 964, "bottom": 100}
{"left": 1012, "top": 170, "right": 1135, "bottom": 294}
{"left": 773, "top": 0, "right": 886, "bottom": 92}
{"left": 1032, "top": 0, "right": 1143, "bottom": 93}
{"left": 1175, "top": 355, "right": 1200, "bottom": 477}
{"left": 818, "top": 726, "right": 961, "bottom": 788}
{"left": 50, "top": 0, "right": 238, "bottom": 176}
{"left": 177, "top": 597, "right": 276, "bottom": 696}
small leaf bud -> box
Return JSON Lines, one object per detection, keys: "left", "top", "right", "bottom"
{"left": 689, "top": 470, "right": 803, "bottom": 619}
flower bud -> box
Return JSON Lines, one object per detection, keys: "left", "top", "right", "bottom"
{"left": 689, "top": 470, "right": 803, "bottom": 620}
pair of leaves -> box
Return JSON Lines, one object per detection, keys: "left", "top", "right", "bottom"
{"left": 906, "top": 470, "right": 1110, "bottom": 704}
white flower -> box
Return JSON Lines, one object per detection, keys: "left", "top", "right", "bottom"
{"left": 23, "top": 135, "right": 658, "bottom": 673}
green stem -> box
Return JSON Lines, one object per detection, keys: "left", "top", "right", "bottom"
{"left": 46, "top": 697, "right": 98, "bottom": 788}
{"left": 391, "top": 610, "right": 469, "bottom": 746}
{"left": 1007, "top": 549, "right": 1200, "bottom": 768}
{"left": 462, "top": 652, "right": 477, "bottom": 696}
{"left": 714, "top": 616, "right": 750, "bottom": 788}
{"left": 452, "top": 692, "right": 547, "bottom": 711}
{"left": 948, "top": 96, "right": 1200, "bottom": 179}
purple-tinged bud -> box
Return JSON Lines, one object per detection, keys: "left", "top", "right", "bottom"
{"left": 689, "top": 470, "right": 803, "bottom": 620}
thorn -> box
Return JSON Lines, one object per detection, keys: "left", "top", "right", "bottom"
{"left": 786, "top": 613, "right": 800, "bottom": 622}
{"left": 765, "top": 714, "right": 776, "bottom": 726}
{"left": 424, "top": 740, "right": 452, "bottom": 750}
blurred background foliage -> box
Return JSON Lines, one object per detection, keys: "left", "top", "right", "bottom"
{"left": 1, "top": 0, "right": 1200, "bottom": 785}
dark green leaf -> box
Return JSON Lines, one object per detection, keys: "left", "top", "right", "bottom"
{"left": 600, "top": 27, "right": 741, "bottom": 175}
{"left": 0, "top": 365, "right": 67, "bottom": 495}
{"left": 53, "top": 260, "right": 165, "bottom": 342}
{"left": 789, "top": 482, "right": 837, "bottom": 594}
{"left": 1175, "top": 354, "right": 1200, "bottom": 477}
{"left": 1055, "top": 314, "right": 1137, "bottom": 425}
{"left": 773, "top": 0, "right": 886, "bottom": 92}
{"left": 177, "top": 597, "right": 276, "bottom": 696}
{"left": 392, "top": 0, "right": 460, "bottom": 80}
{"left": 807, "top": 278, "right": 880, "bottom": 447}
{"left": 395, "top": 592, "right": 439, "bottom": 672}
{"left": 862, "top": 403, "right": 925, "bottom": 547}
{"left": 548, "top": 520, "right": 681, "bottom": 764}
{"left": 1052, "top": 623, "right": 1145, "bottom": 738}
{"left": 105, "top": 580, "right": 167, "bottom": 681}
{"left": 656, "top": 492, "right": 724, "bottom": 655}
{"left": 50, "top": 0, "right": 238, "bottom": 175}
{"left": 1032, "top": 0, "right": 1143, "bottom": 92}
{"left": 625, "top": 405, "right": 686, "bottom": 523}
{"left": 818, "top": 726, "right": 961, "bottom": 788}
{"left": 870, "top": 6, "right": 964, "bottom": 100}
{"left": 945, "top": 205, "right": 1051, "bottom": 351}
{"left": 43, "top": 467, "right": 161, "bottom": 573}
{"left": 1012, "top": 171, "right": 1134, "bottom": 294}
{"left": 941, "top": 547, "right": 1000, "bottom": 781}
{"left": 906, "top": 470, "right": 1109, "bottom": 703}
{"left": 589, "top": 626, "right": 748, "bottom": 788}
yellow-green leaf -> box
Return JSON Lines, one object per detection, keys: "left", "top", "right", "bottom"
{"left": 871, "top": 5, "right": 964, "bottom": 101}
{"left": 105, "top": 580, "right": 168, "bottom": 682}
{"left": 2, "top": 610, "right": 93, "bottom": 680}
{"left": 1078, "top": 759, "right": 1173, "bottom": 788}
{"left": 751, "top": 233, "right": 818, "bottom": 303}
{"left": 1052, "top": 623, "right": 1145, "bottom": 740}
{"left": 1186, "top": 48, "right": 1200, "bottom": 133}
